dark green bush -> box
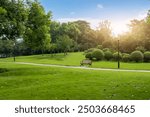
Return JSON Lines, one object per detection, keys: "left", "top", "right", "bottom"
{"left": 131, "top": 51, "right": 144, "bottom": 62}
{"left": 104, "top": 51, "right": 113, "bottom": 61}
{"left": 113, "top": 52, "right": 122, "bottom": 61}
{"left": 144, "top": 51, "right": 150, "bottom": 62}
{"left": 92, "top": 49, "right": 104, "bottom": 61}
{"left": 122, "top": 53, "right": 130, "bottom": 62}
{"left": 85, "top": 52, "right": 92, "bottom": 60}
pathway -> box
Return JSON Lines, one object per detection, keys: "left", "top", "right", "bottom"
{"left": 15, "top": 62, "right": 150, "bottom": 73}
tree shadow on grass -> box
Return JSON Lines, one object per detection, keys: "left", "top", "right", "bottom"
{"left": 32, "top": 54, "right": 68, "bottom": 61}
{"left": 0, "top": 68, "right": 8, "bottom": 73}
{"left": 0, "top": 67, "right": 58, "bottom": 77}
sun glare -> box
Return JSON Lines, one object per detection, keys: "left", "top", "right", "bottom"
{"left": 111, "top": 21, "right": 130, "bottom": 36}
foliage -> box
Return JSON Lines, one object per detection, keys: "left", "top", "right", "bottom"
{"left": 103, "top": 48, "right": 110, "bottom": 52}
{"left": 104, "top": 51, "right": 113, "bottom": 61}
{"left": 85, "top": 52, "right": 92, "bottom": 60}
{"left": 144, "top": 51, "right": 150, "bottom": 62}
{"left": 56, "top": 35, "right": 73, "bottom": 55}
{"left": 0, "top": 40, "right": 14, "bottom": 57}
{"left": 122, "top": 53, "right": 130, "bottom": 62}
{"left": 1, "top": 0, "right": 150, "bottom": 57}
{"left": 92, "top": 49, "right": 104, "bottom": 61}
{"left": 113, "top": 52, "right": 122, "bottom": 61}
{"left": 102, "top": 40, "right": 113, "bottom": 49}
{"left": 131, "top": 51, "right": 144, "bottom": 62}
{"left": 97, "top": 45, "right": 103, "bottom": 49}
{"left": 135, "top": 46, "right": 146, "bottom": 53}
{"left": 24, "top": 1, "right": 51, "bottom": 52}
{"left": 84, "top": 48, "right": 95, "bottom": 53}
{"left": 0, "top": 0, "right": 28, "bottom": 41}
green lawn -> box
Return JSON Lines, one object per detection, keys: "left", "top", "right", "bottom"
{"left": 0, "top": 62, "right": 150, "bottom": 100}
{"left": 1, "top": 52, "right": 150, "bottom": 70}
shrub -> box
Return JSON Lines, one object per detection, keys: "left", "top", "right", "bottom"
{"left": 92, "top": 49, "right": 104, "bottom": 61}
{"left": 122, "top": 53, "right": 130, "bottom": 62}
{"left": 103, "top": 48, "right": 110, "bottom": 52}
{"left": 113, "top": 52, "right": 122, "bottom": 61}
{"left": 84, "top": 48, "right": 95, "bottom": 54}
{"left": 144, "top": 51, "right": 150, "bottom": 62}
{"left": 85, "top": 52, "right": 92, "bottom": 60}
{"left": 104, "top": 51, "right": 113, "bottom": 61}
{"left": 130, "top": 51, "right": 144, "bottom": 62}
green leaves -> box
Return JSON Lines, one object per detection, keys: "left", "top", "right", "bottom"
{"left": 24, "top": 1, "right": 51, "bottom": 51}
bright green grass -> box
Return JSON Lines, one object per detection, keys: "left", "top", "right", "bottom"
{"left": 0, "top": 62, "right": 150, "bottom": 100}
{"left": 0, "top": 52, "right": 150, "bottom": 70}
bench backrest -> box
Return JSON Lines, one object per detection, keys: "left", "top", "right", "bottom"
{"left": 82, "top": 60, "right": 92, "bottom": 63}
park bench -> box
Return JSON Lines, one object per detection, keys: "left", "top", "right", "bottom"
{"left": 80, "top": 59, "right": 92, "bottom": 66}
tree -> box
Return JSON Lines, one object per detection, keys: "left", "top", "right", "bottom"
{"left": 50, "top": 21, "right": 61, "bottom": 43}
{"left": 96, "top": 20, "right": 112, "bottom": 44}
{"left": 0, "top": 40, "right": 13, "bottom": 57}
{"left": 56, "top": 35, "right": 73, "bottom": 55}
{"left": 0, "top": 0, "right": 28, "bottom": 61}
{"left": 74, "top": 20, "right": 96, "bottom": 50}
{"left": 24, "top": 1, "right": 51, "bottom": 54}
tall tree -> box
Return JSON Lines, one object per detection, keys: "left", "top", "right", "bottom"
{"left": 56, "top": 35, "right": 73, "bottom": 55}
{"left": 24, "top": 1, "right": 51, "bottom": 54}
{"left": 0, "top": 0, "right": 28, "bottom": 61}
{"left": 96, "top": 20, "right": 112, "bottom": 44}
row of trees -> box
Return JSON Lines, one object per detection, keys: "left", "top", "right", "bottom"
{"left": 0, "top": 0, "right": 51, "bottom": 57}
{"left": 0, "top": 0, "right": 150, "bottom": 57}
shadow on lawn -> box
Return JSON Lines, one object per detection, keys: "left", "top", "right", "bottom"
{"left": 0, "top": 67, "right": 58, "bottom": 77}
{"left": 0, "top": 68, "right": 8, "bottom": 73}
{"left": 31, "top": 54, "right": 67, "bottom": 61}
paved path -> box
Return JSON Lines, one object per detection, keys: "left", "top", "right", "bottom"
{"left": 16, "top": 62, "right": 150, "bottom": 73}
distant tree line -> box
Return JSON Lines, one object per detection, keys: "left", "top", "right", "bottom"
{"left": 0, "top": 0, "right": 150, "bottom": 57}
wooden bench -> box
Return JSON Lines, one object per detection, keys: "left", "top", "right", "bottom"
{"left": 80, "top": 59, "right": 92, "bottom": 66}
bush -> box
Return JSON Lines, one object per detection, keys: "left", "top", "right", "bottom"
{"left": 104, "top": 51, "right": 113, "bottom": 61}
{"left": 144, "top": 51, "right": 150, "bottom": 62}
{"left": 103, "top": 48, "right": 110, "bottom": 52}
{"left": 113, "top": 52, "right": 122, "bottom": 61}
{"left": 122, "top": 53, "right": 130, "bottom": 62}
{"left": 130, "top": 51, "right": 144, "bottom": 62}
{"left": 84, "top": 48, "right": 95, "bottom": 54}
{"left": 92, "top": 49, "right": 104, "bottom": 61}
{"left": 85, "top": 52, "right": 92, "bottom": 60}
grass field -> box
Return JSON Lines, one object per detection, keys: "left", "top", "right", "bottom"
{"left": 1, "top": 52, "right": 150, "bottom": 70}
{"left": 0, "top": 62, "right": 150, "bottom": 100}
{"left": 0, "top": 52, "right": 150, "bottom": 100}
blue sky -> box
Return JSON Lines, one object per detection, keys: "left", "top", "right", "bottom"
{"left": 39, "top": 0, "right": 150, "bottom": 35}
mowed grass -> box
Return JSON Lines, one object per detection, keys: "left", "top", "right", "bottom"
{"left": 1, "top": 52, "right": 150, "bottom": 70}
{"left": 0, "top": 62, "right": 150, "bottom": 100}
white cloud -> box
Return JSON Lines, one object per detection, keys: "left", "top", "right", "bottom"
{"left": 97, "top": 4, "right": 103, "bottom": 9}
